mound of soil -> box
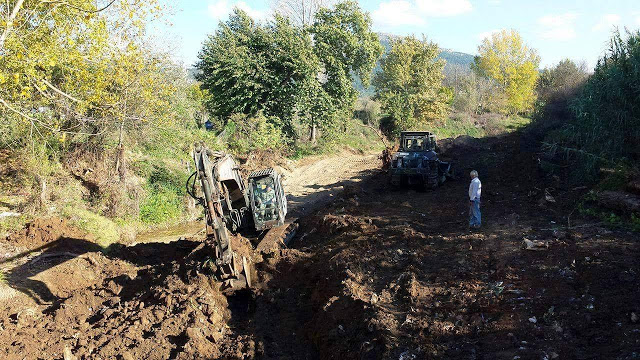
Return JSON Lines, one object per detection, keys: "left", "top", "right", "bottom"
{"left": 0, "top": 239, "right": 245, "bottom": 360}
{"left": 6, "top": 217, "right": 88, "bottom": 249}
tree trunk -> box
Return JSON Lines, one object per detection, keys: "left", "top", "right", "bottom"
{"left": 310, "top": 121, "right": 317, "bottom": 143}
{"left": 34, "top": 174, "right": 47, "bottom": 210}
{"left": 597, "top": 191, "right": 640, "bottom": 213}
{"left": 115, "top": 118, "right": 126, "bottom": 182}
{"left": 116, "top": 144, "right": 126, "bottom": 182}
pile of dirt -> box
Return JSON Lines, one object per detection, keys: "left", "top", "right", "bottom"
{"left": 438, "top": 135, "right": 489, "bottom": 157}
{"left": 6, "top": 217, "right": 88, "bottom": 249}
{"left": 0, "top": 239, "right": 250, "bottom": 360}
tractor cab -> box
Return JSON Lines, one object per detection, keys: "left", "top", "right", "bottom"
{"left": 399, "top": 131, "right": 437, "bottom": 152}
{"left": 248, "top": 169, "right": 287, "bottom": 231}
{"left": 390, "top": 131, "right": 452, "bottom": 189}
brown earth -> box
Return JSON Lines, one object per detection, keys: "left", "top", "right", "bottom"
{"left": 0, "top": 132, "right": 639, "bottom": 359}
{"left": 6, "top": 217, "right": 88, "bottom": 248}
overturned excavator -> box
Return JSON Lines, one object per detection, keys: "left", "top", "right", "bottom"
{"left": 187, "top": 144, "right": 292, "bottom": 292}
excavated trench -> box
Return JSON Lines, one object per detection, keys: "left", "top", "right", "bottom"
{"left": 0, "top": 134, "right": 639, "bottom": 359}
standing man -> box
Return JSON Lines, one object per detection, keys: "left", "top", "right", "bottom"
{"left": 469, "top": 170, "right": 482, "bottom": 228}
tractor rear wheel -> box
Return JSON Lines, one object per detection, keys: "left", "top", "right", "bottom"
{"left": 426, "top": 168, "right": 439, "bottom": 189}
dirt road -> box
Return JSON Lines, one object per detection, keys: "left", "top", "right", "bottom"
{"left": 282, "top": 151, "right": 381, "bottom": 217}
{"left": 0, "top": 135, "right": 638, "bottom": 359}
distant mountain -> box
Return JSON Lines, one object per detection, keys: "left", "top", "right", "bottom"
{"left": 355, "top": 33, "right": 475, "bottom": 96}
{"left": 377, "top": 33, "right": 474, "bottom": 72}
{"left": 438, "top": 50, "right": 475, "bottom": 72}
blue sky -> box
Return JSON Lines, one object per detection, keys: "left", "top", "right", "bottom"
{"left": 154, "top": 0, "right": 640, "bottom": 69}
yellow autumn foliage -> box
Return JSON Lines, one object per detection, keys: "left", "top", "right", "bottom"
{"left": 0, "top": 0, "right": 171, "bottom": 148}
{"left": 474, "top": 29, "right": 540, "bottom": 114}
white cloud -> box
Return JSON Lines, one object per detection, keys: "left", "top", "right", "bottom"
{"left": 636, "top": 15, "right": 640, "bottom": 26}
{"left": 415, "top": 0, "right": 472, "bottom": 17}
{"left": 208, "top": 0, "right": 230, "bottom": 20}
{"left": 207, "top": 0, "right": 267, "bottom": 22}
{"left": 538, "top": 13, "right": 578, "bottom": 41}
{"left": 593, "top": 14, "right": 621, "bottom": 32}
{"left": 476, "top": 29, "right": 501, "bottom": 41}
{"left": 372, "top": 0, "right": 472, "bottom": 29}
{"left": 372, "top": 0, "right": 426, "bottom": 27}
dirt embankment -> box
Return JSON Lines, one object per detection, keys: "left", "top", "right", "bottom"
{"left": 0, "top": 133, "right": 639, "bottom": 359}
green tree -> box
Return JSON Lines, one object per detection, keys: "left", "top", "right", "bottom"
{"left": 474, "top": 29, "right": 540, "bottom": 114}
{"left": 196, "top": 9, "right": 320, "bottom": 137}
{"left": 309, "top": 1, "right": 383, "bottom": 139}
{"left": 0, "top": 0, "right": 168, "bottom": 155}
{"left": 373, "top": 36, "right": 451, "bottom": 136}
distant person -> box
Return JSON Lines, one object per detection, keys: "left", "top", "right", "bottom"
{"left": 469, "top": 170, "right": 482, "bottom": 229}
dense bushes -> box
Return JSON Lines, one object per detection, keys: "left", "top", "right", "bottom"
{"left": 533, "top": 59, "right": 589, "bottom": 130}
{"left": 567, "top": 30, "right": 640, "bottom": 160}
{"left": 223, "top": 113, "right": 286, "bottom": 154}
{"left": 536, "top": 30, "right": 640, "bottom": 184}
{"left": 447, "top": 71, "right": 506, "bottom": 115}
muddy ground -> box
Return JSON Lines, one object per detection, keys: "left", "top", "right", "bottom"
{"left": 0, "top": 132, "right": 639, "bottom": 359}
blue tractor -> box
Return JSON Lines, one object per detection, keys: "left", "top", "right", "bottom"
{"left": 390, "top": 131, "right": 454, "bottom": 189}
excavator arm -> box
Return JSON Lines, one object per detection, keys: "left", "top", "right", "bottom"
{"left": 191, "top": 145, "right": 250, "bottom": 291}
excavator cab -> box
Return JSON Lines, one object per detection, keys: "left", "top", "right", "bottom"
{"left": 248, "top": 169, "right": 287, "bottom": 232}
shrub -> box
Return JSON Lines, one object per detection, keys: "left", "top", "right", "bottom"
{"left": 567, "top": 30, "right": 640, "bottom": 160}
{"left": 225, "top": 113, "right": 286, "bottom": 154}
{"left": 139, "top": 164, "right": 188, "bottom": 225}
{"left": 533, "top": 59, "right": 589, "bottom": 130}
{"left": 139, "top": 187, "right": 183, "bottom": 225}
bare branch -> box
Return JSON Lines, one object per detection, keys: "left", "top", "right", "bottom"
{"left": 0, "top": 98, "right": 107, "bottom": 136}
{"left": 0, "top": 0, "right": 25, "bottom": 50}
{"left": 0, "top": 97, "right": 58, "bottom": 132}
{"left": 271, "top": 0, "right": 334, "bottom": 27}
{"left": 39, "top": 0, "right": 118, "bottom": 14}
{"left": 41, "top": 78, "right": 84, "bottom": 103}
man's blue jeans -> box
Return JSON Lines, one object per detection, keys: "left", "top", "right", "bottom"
{"left": 469, "top": 199, "right": 481, "bottom": 227}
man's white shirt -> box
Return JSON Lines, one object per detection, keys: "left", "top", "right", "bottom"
{"left": 469, "top": 178, "right": 481, "bottom": 201}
